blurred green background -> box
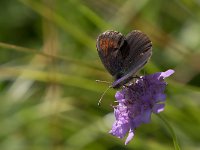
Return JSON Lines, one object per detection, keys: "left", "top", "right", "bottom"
{"left": 0, "top": 0, "right": 200, "bottom": 149}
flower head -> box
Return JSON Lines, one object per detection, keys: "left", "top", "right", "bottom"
{"left": 109, "top": 69, "right": 174, "bottom": 145}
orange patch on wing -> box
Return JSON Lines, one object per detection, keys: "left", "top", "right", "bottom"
{"left": 109, "top": 39, "right": 113, "bottom": 47}
{"left": 112, "top": 40, "right": 118, "bottom": 49}
{"left": 98, "top": 38, "right": 109, "bottom": 55}
{"left": 105, "top": 39, "right": 109, "bottom": 53}
{"left": 99, "top": 38, "right": 119, "bottom": 55}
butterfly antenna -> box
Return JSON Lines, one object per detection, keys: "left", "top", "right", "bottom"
{"left": 98, "top": 86, "right": 111, "bottom": 106}
{"left": 96, "top": 80, "right": 111, "bottom": 84}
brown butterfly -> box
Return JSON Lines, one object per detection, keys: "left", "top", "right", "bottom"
{"left": 96, "top": 30, "right": 152, "bottom": 89}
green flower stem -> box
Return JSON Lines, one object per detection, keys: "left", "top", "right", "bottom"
{"left": 156, "top": 114, "right": 181, "bottom": 150}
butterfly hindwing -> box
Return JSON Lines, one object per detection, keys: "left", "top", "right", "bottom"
{"left": 122, "top": 30, "right": 152, "bottom": 74}
{"left": 112, "top": 30, "right": 152, "bottom": 88}
{"left": 112, "top": 50, "right": 152, "bottom": 88}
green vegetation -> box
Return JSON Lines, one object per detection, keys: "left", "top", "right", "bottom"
{"left": 0, "top": 0, "right": 200, "bottom": 149}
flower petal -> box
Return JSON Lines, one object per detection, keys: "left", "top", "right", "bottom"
{"left": 115, "top": 91, "right": 125, "bottom": 103}
{"left": 109, "top": 121, "right": 129, "bottom": 138}
{"left": 125, "top": 130, "right": 134, "bottom": 145}
{"left": 160, "top": 69, "right": 175, "bottom": 78}
{"left": 153, "top": 104, "right": 165, "bottom": 113}
{"left": 141, "top": 110, "right": 151, "bottom": 123}
{"left": 154, "top": 93, "right": 166, "bottom": 102}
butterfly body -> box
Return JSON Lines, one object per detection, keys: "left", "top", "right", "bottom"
{"left": 96, "top": 30, "right": 152, "bottom": 88}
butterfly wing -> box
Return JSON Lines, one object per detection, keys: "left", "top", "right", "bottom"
{"left": 112, "top": 30, "right": 152, "bottom": 88}
{"left": 96, "top": 31, "right": 125, "bottom": 77}
{"left": 123, "top": 30, "right": 152, "bottom": 68}
{"left": 112, "top": 50, "right": 152, "bottom": 88}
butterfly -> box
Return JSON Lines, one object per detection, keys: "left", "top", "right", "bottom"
{"left": 96, "top": 30, "right": 152, "bottom": 89}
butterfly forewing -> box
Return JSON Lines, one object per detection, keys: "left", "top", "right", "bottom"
{"left": 96, "top": 31, "right": 125, "bottom": 76}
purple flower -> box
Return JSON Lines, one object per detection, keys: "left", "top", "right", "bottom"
{"left": 109, "top": 69, "right": 174, "bottom": 145}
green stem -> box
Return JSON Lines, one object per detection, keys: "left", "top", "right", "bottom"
{"left": 156, "top": 114, "right": 181, "bottom": 150}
